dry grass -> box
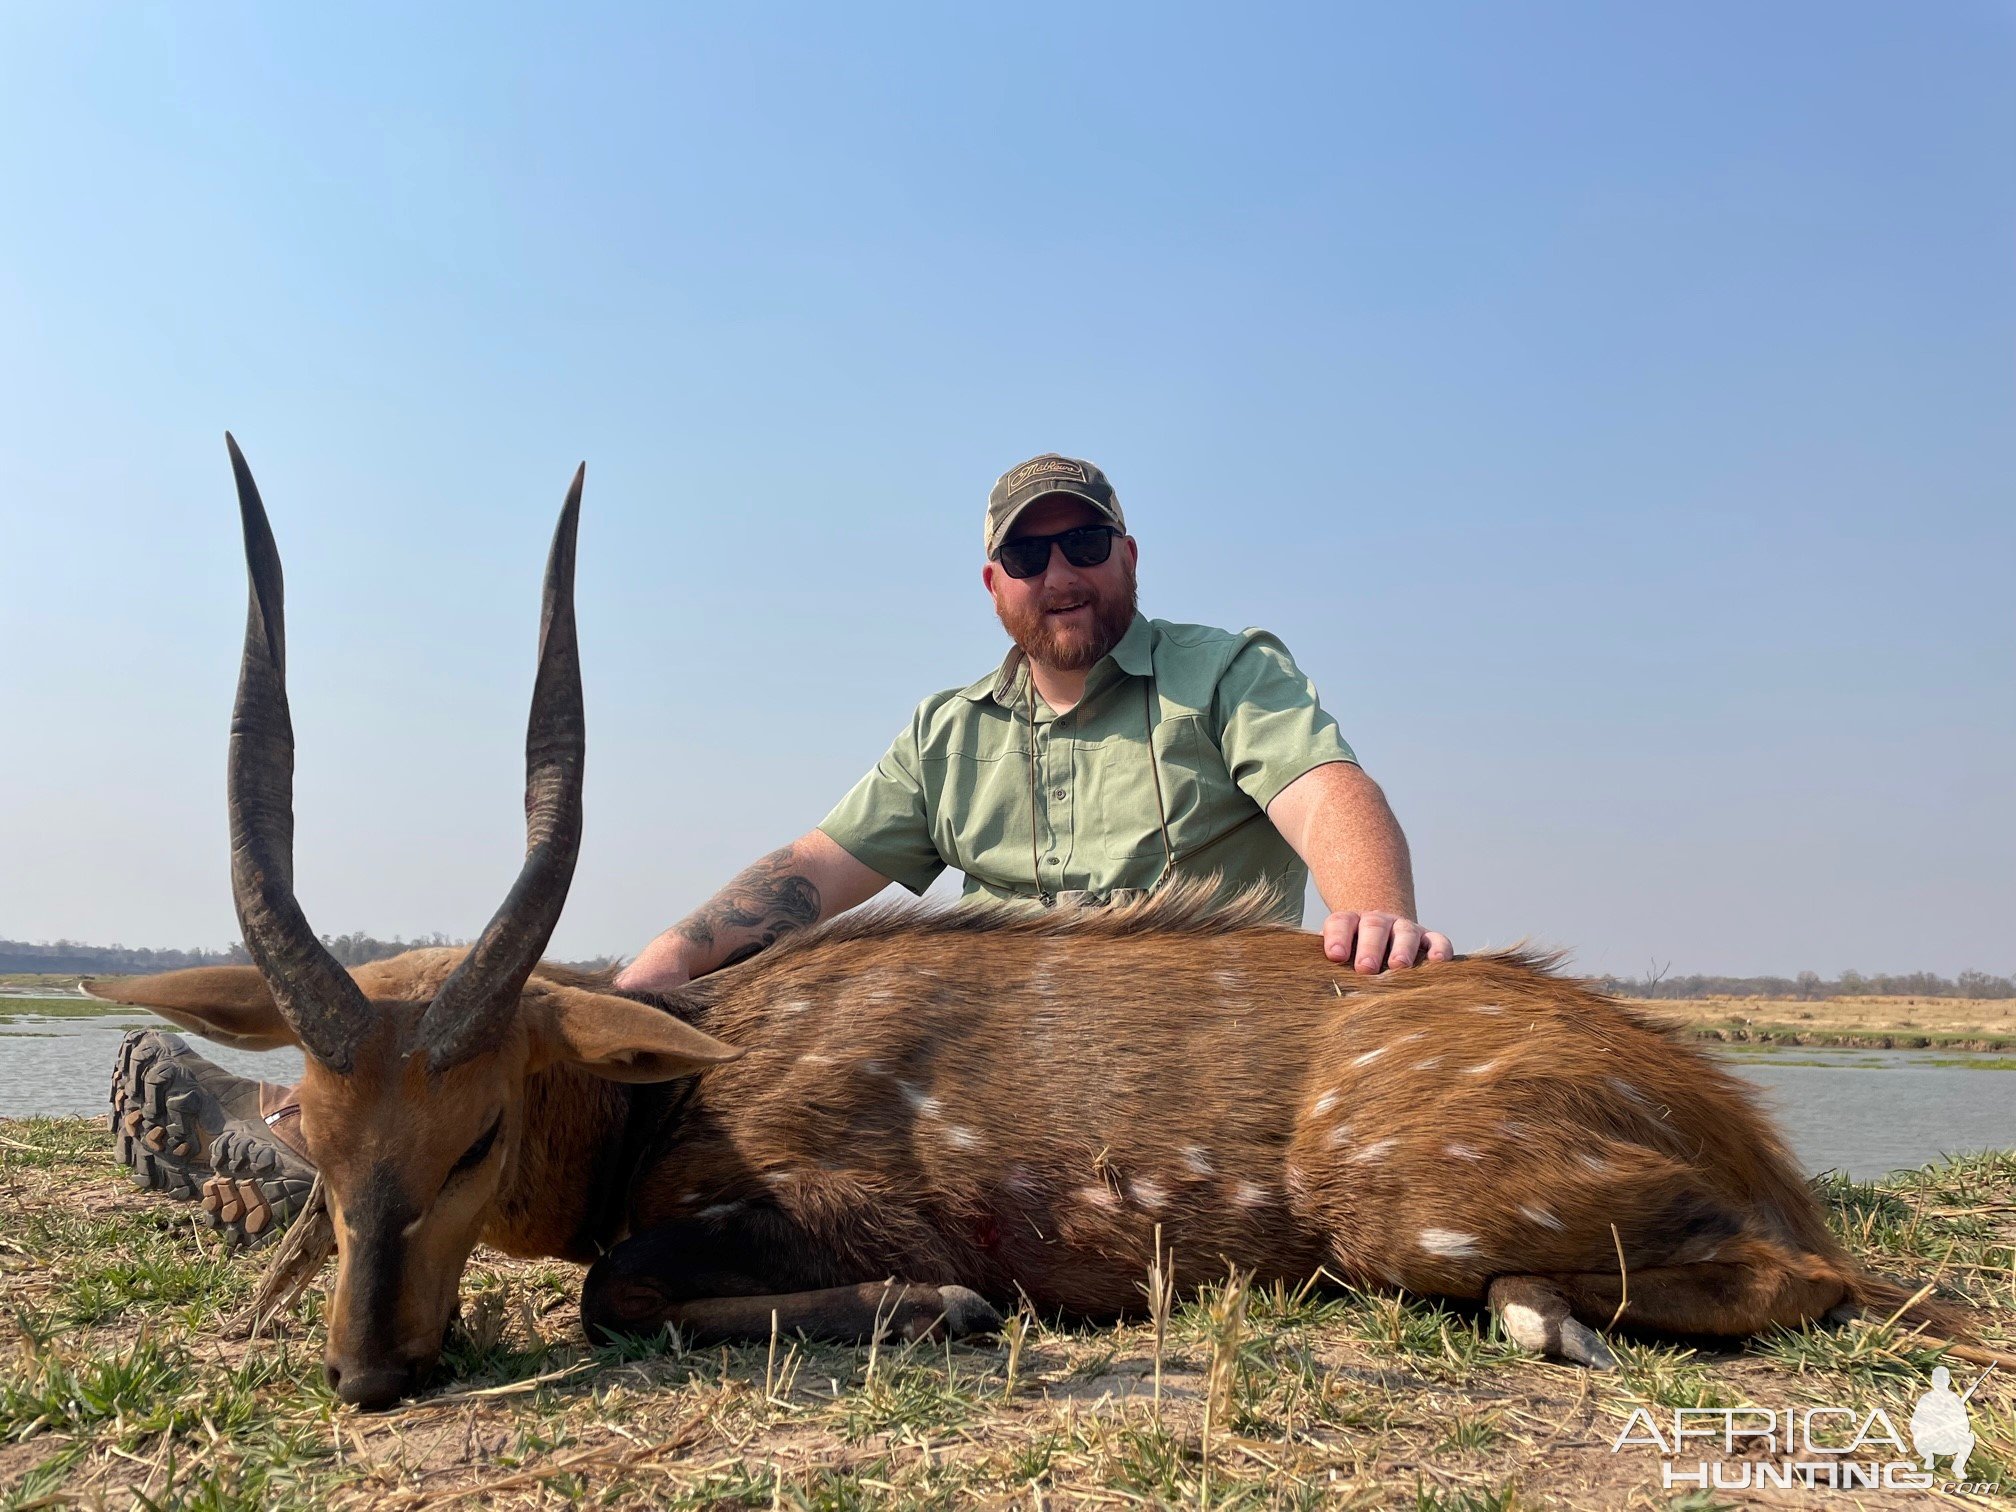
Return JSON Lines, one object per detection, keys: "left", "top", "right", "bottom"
{"left": 2, "top": 1116, "right": 2013, "bottom": 1509}
{"left": 1642, "top": 995, "right": 2016, "bottom": 1052}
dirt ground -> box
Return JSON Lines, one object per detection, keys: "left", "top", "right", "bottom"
{"left": 2, "top": 1117, "right": 2013, "bottom": 1509}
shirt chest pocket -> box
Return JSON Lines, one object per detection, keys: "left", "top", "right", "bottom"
{"left": 1077, "top": 715, "right": 1217, "bottom": 860}
{"left": 919, "top": 742, "right": 1031, "bottom": 862}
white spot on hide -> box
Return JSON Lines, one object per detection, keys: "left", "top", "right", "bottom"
{"left": 1128, "top": 1177, "right": 1168, "bottom": 1210}
{"left": 1346, "top": 1138, "right": 1396, "bottom": 1164}
{"left": 1418, "top": 1228, "right": 1482, "bottom": 1260}
{"left": 943, "top": 1125, "right": 979, "bottom": 1150}
{"left": 1351, "top": 1046, "right": 1387, "bottom": 1068}
{"left": 1518, "top": 1203, "right": 1564, "bottom": 1231}
{"left": 1309, "top": 1090, "right": 1339, "bottom": 1118}
{"left": 1444, "top": 1142, "right": 1481, "bottom": 1161}
{"left": 1076, "top": 1184, "right": 1120, "bottom": 1211}
{"left": 1181, "top": 1145, "right": 1213, "bottom": 1175}
{"left": 1233, "top": 1180, "right": 1268, "bottom": 1207}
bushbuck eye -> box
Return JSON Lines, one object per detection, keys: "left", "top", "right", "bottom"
{"left": 447, "top": 1113, "right": 502, "bottom": 1185}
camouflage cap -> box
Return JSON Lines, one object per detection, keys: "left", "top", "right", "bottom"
{"left": 984, "top": 454, "right": 1125, "bottom": 557}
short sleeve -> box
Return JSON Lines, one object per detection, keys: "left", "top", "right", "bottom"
{"left": 816, "top": 718, "right": 949, "bottom": 896}
{"left": 1211, "top": 632, "right": 1358, "bottom": 811}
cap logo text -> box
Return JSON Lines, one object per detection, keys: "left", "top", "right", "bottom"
{"left": 1008, "top": 458, "right": 1087, "bottom": 490}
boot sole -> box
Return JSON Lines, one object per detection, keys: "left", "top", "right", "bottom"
{"left": 109, "top": 1030, "right": 214, "bottom": 1201}
{"left": 202, "top": 1125, "right": 316, "bottom": 1245}
{"left": 109, "top": 1029, "right": 314, "bottom": 1246}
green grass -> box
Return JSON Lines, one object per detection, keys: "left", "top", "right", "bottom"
{"left": 1922, "top": 1055, "right": 2016, "bottom": 1071}
{"left": 0, "top": 995, "right": 138, "bottom": 1020}
{"left": 1685, "top": 1018, "right": 2016, "bottom": 1051}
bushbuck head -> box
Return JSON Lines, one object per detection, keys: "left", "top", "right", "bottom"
{"left": 89, "top": 438, "right": 738, "bottom": 1409}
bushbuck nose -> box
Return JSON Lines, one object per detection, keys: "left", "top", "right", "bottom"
{"left": 326, "top": 1358, "right": 417, "bottom": 1410}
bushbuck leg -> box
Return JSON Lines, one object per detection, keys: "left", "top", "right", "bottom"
{"left": 581, "top": 1217, "right": 1002, "bottom": 1347}
{"left": 1489, "top": 1238, "right": 1851, "bottom": 1368}
{"left": 1539, "top": 1240, "right": 1850, "bottom": 1338}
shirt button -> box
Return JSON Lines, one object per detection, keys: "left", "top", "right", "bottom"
{"left": 1051, "top": 788, "right": 1067, "bottom": 800}
{"left": 1046, "top": 856, "right": 1060, "bottom": 866}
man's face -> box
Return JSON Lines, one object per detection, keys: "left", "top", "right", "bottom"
{"left": 983, "top": 494, "right": 1140, "bottom": 672}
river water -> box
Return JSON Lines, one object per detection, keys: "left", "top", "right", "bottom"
{"left": 1, "top": 1006, "right": 2008, "bottom": 1181}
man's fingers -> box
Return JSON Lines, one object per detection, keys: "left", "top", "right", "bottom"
{"left": 1322, "top": 913, "right": 1450, "bottom": 974}
{"left": 1353, "top": 914, "right": 1393, "bottom": 974}
{"left": 1323, "top": 912, "right": 1360, "bottom": 964}
{"left": 1387, "top": 919, "right": 1423, "bottom": 970}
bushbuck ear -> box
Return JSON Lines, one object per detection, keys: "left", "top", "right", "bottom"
{"left": 531, "top": 984, "right": 743, "bottom": 1083}
{"left": 79, "top": 967, "right": 298, "bottom": 1051}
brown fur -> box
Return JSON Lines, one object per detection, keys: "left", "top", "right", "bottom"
{"left": 93, "top": 878, "right": 2000, "bottom": 1401}
{"left": 586, "top": 881, "right": 1863, "bottom": 1322}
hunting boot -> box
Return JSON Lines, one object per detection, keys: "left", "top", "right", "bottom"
{"left": 109, "top": 1029, "right": 316, "bottom": 1246}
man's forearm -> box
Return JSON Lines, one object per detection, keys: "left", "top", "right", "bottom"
{"left": 616, "top": 830, "right": 891, "bottom": 992}
{"left": 1269, "top": 761, "right": 1418, "bottom": 916}
{"left": 672, "top": 843, "right": 823, "bottom": 973}
{"left": 1267, "top": 760, "right": 1450, "bottom": 971}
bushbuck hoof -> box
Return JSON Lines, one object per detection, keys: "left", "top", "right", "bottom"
{"left": 580, "top": 1274, "right": 671, "bottom": 1345}
{"left": 869, "top": 1282, "right": 1007, "bottom": 1344}
{"left": 930, "top": 1285, "right": 1005, "bottom": 1341}
{"left": 1489, "top": 1276, "right": 1618, "bottom": 1370}
{"left": 1554, "top": 1316, "right": 1618, "bottom": 1369}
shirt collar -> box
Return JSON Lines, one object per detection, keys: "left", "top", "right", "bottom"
{"left": 957, "top": 613, "right": 1155, "bottom": 704}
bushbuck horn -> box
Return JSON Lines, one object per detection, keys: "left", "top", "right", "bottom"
{"left": 223, "top": 432, "right": 374, "bottom": 1071}
{"left": 417, "top": 465, "right": 586, "bottom": 1069}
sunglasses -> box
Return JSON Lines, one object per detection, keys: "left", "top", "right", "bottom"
{"left": 992, "top": 524, "right": 1122, "bottom": 580}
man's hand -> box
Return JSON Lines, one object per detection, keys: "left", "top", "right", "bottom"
{"left": 613, "top": 935, "right": 697, "bottom": 996}
{"left": 1322, "top": 909, "right": 1454, "bottom": 974}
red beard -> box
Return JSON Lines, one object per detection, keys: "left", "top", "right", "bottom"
{"left": 993, "top": 560, "right": 1139, "bottom": 673}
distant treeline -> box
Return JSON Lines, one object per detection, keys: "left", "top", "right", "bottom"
{"left": 0, "top": 934, "right": 621, "bottom": 976}
{"left": 1599, "top": 969, "right": 2016, "bottom": 1001}
{"left": 8, "top": 936, "right": 2007, "bottom": 998}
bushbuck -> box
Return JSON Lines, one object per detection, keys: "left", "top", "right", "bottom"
{"left": 87, "top": 438, "right": 2001, "bottom": 1410}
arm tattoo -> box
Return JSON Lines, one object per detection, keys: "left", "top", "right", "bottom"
{"left": 675, "top": 845, "right": 822, "bottom": 962}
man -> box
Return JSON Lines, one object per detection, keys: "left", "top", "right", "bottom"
{"left": 111, "top": 453, "right": 1450, "bottom": 1243}
{"left": 616, "top": 453, "right": 1450, "bottom": 994}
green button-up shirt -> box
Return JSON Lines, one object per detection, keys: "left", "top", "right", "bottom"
{"left": 817, "top": 614, "right": 1356, "bottom": 923}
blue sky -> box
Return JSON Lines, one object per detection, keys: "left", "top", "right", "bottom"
{"left": 2, "top": 3, "right": 2010, "bottom": 976}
